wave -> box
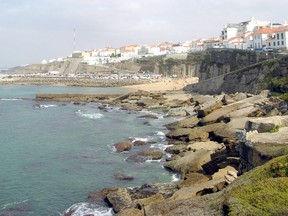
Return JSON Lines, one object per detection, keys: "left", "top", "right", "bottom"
{"left": 156, "top": 131, "right": 165, "bottom": 136}
{"left": 1, "top": 199, "right": 28, "bottom": 210}
{"left": 131, "top": 137, "right": 149, "bottom": 142}
{"left": 40, "top": 104, "right": 58, "bottom": 108}
{"left": 76, "top": 110, "right": 104, "bottom": 120}
{"left": 145, "top": 159, "right": 161, "bottom": 163}
{"left": 171, "top": 173, "right": 181, "bottom": 182}
{"left": 63, "top": 202, "right": 113, "bottom": 216}
{"left": 0, "top": 98, "right": 23, "bottom": 101}
{"left": 150, "top": 143, "right": 173, "bottom": 151}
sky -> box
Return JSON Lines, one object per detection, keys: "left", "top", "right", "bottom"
{"left": 0, "top": 0, "right": 287, "bottom": 68}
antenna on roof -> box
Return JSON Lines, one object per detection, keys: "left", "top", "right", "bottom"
{"left": 73, "top": 28, "right": 76, "bottom": 52}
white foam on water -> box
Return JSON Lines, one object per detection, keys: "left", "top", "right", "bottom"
{"left": 40, "top": 104, "right": 57, "bottom": 108}
{"left": 131, "top": 137, "right": 149, "bottom": 142}
{"left": 63, "top": 202, "right": 113, "bottom": 216}
{"left": 0, "top": 98, "right": 23, "bottom": 101}
{"left": 156, "top": 131, "right": 165, "bottom": 136}
{"left": 1, "top": 199, "right": 28, "bottom": 210}
{"left": 150, "top": 143, "right": 173, "bottom": 151}
{"left": 76, "top": 110, "right": 104, "bottom": 120}
{"left": 171, "top": 173, "right": 181, "bottom": 182}
{"left": 145, "top": 159, "right": 161, "bottom": 163}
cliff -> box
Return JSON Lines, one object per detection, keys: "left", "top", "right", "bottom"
{"left": 184, "top": 51, "right": 288, "bottom": 95}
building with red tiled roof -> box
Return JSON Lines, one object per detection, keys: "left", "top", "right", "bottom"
{"left": 252, "top": 26, "right": 288, "bottom": 50}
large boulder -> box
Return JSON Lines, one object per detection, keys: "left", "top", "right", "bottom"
{"left": 126, "top": 149, "right": 163, "bottom": 163}
{"left": 115, "top": 208, "right": 144, "bottom": 216}
{"left": 164, "top": 149, "right": 212, "bottom": 175}
{"left": 113, "top": 140, "right": 132, "bottom": 153}
{"left": 197, "top": 95, "right": 224, "bottom": 118}
{"left": 178, "top": 173, "right": 210, "bottom": 188}
{"left": 187, "top": 141, "right": 225, "bottom": 152}
{"left": 166, "top": 128, "right": 192, "bottom": 141}
{"left": 106, "top": 188, "right": 133, "bottom": 213}
{"left": 245, "top": 115, "right": 288, "bottom": 133}
{"left": 238, "top": 127, "right": 288, "bottom": 173}
{"left": 165, "top": 116, "right": 199, "bottom": 130}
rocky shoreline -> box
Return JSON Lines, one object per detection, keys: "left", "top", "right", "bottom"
{"left": 36, "top": 89, "right": 288, "bottom": 215}
{"left": 0, "top": 76, "right": 149, "bottom": 87}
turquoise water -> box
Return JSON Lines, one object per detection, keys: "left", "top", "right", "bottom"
{"left": 0, "top": 85, "right": 175, "bottom": 215}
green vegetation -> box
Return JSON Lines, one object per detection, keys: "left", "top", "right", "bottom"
{"left": 225, "top": 155, "right": 288, "bottom": 215}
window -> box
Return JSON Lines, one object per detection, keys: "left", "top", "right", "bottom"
{"left": 269, "top": 42, "right": 271, "bottom": 46}
{"left": 273, "top": 42, "right": 276, "bottom": 46}
{"left": 277, "top": 34, "right": 280, "bottom": 40}
{"left": 255, "top": 43, "right": 257, "bottom": 48}
{"left": 281, "top": 33, "right": 284, "bottom": 39}
{"left": 277, "top": 41, "right": 280, "bottom": 46}
{"left": 282, "top": 41, "right": 284, "bottom": 45}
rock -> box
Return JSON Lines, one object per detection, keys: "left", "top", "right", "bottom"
{"left": 136, "top": 193, "right": 164, "bottom": 209}
{"left": 187, "top": 141, "right": 225, "bottom": 152}
{"left": 136, "top": 98, "right": 158, "bottom": 107}
{"left": 233, "top": 92, "right": 247, "bottom": 101}
{"left": 164, "top": 149, "right": 212, "bottom": 175}
{"left": 168, "top": 179, "right": 225, "bottom": 201}
{"left": 126, "top": 149, "right": 163, "bottom": 163}
{"left": 106, "top": 188, "right": 133, "bottom": 213}
{"left": 165, "top": 116, "right": 199, "bottom": 130}
{"left": 166, "top": 128, "right": 192, "bottom": 141}
{"left": 114, "top": 173, "right": 135, "bottom": 181}
{"left": 115, "top": 208, "right": 144, "bottom": 216}
{"left": 245, "top": 116, "right": 288, "bottom": 133}
{"left": 199, "top": 95, "right": 268, "bottom": 125}
{"left": 212, "top": 166, "right": 238, "bottom": 181}
{"left": 165, "top": 144, "right": 186, "bottom": 154}
{"left": 88, "top": 187, "right": 117, "bottom": 202}
{"left": 32, "top": 104, "right": 41, "bottom": 108}
{"left": 133, "top": 140, "right": 148, "bottom": 146}
{"left": 238, "top": 127, "right": 288, "bottom": 173}
{"left": 137, "top": 114, "right": 158, "bottom": 119}
{"left": 165, "top": 108, "right": 190, "bottom": 117}
{"left": 113, "top": 140, "right": 132, "bottom": 153}
{"left": 197, "top": 95, "right": 224, "bottom": 118}
{"left": 178, "top": 173, "right": 210, "bottom": 188}
{"left": 188, "top": 127, "right": 209, "bottom": 141}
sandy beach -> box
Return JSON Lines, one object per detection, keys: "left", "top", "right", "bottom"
{"left": 123, "top": 77, "right": 199, "bottom": 92}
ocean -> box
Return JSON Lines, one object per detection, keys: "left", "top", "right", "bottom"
{"left": 0, "top": 85, "right": 177, "bottom": 216}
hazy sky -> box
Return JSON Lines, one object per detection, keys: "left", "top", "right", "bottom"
{"left": 1, "top": 0, "right": 287, "bottom": 67}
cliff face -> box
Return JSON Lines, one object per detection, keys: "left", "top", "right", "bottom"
{"left": 185, "top": 52, "right": 287, "bottom": 94}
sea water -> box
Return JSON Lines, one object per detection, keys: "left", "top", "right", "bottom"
{"left": 0, "top": 85, "right": 176, "bottom": 216}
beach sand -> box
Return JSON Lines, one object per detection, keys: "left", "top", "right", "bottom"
{"left": 123, "top": 77, "right": 199, "bottom": 92}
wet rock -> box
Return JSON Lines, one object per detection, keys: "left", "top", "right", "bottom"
{"left": 88, "top": 187, "right": 117, "bottom": 202}
{"left": 32, "top": 104, "right": 41, "bottom": 108}
{"left": 137, "top": 114, "right": 158, "bottom": 119}
{"left": 114, "top": 173, "right": 135, "bottom": 181}
{"left": 126, "top": 149, "right": 163, "bottom": 163}
{"left": 107, "top": 188, "right": 133, "bottom": 213}
{"left": 113, "top": 140, "right": 132, "bottom": 153}
{"left": 133, "top": 140, "right": 147, "bottom": 146}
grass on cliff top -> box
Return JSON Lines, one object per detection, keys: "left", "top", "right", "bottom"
{"left": 225, "top": 154, "right": 288, "bottom": 216}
